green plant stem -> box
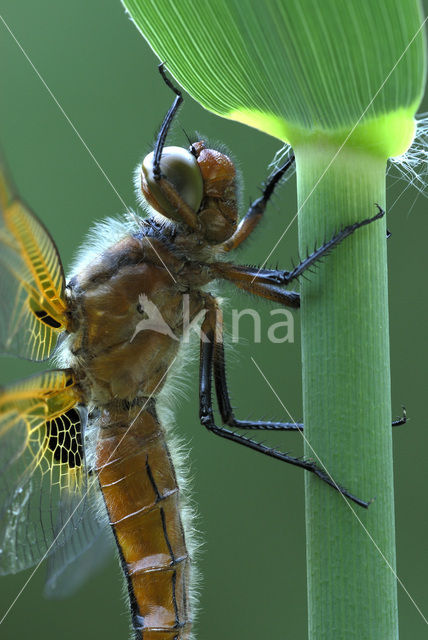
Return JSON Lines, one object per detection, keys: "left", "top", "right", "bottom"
{"left": 297, "top": 144, "right": 398, "bottom": 639}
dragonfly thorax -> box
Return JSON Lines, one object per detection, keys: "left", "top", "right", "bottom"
{"left": 66, "top": 233, "right": 208, "bottom": 406}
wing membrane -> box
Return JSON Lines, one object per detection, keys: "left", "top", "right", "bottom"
{"left": 0, "top": 369, "right": 96, "bottom": 574}
{"left": 0, "top": 155, "right": 68, "bottom": 361}
{"left": 45, "top": 502, "right": 114, "bottom": 598}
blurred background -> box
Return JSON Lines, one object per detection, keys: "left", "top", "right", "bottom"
{"left": 0, "top": 1, "right": 426, "bottom": 638}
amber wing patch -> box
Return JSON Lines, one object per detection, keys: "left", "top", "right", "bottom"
{"left": 0, "top": 369, "right": 92, "bottom": 574}
{"left": 0, "top": 153, "right": 68, "bottom": 361}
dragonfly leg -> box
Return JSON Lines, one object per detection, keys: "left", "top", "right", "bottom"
{"left": 212, "top": 307, "right": 302, "bottom": 432}
{"left": 269, "top": 206, "right": 386, "bottom": 287}
{"left": 212, "top": 314, "right": 406, "bottom": 431}
{"left": 198, "top": 296, "right": 369, "bottom": 508}
{"left": 221, "top": 153, "right": 295, "bottom": 252}
{"left": 277, "top": 205, "right": 386, "bottom": 286}
{"left": 214, "top": 318, "right": 406, "bottom": 431}
{"left": 153, "top": 63, "right": 183, "bottom": 180}
{"left": 213, "top": 318, "right": 407, "bottom": 431}
{"left": 211, "top": 261, "right": 300, "bottom": 308}
{"left": 219, "top": 156, "right": 391, "bottom": 252}
{"left": 145, "top": 64, "right": 200, "bottom": 231}
{"left": 213, "top": 206, "right": 386, "bottom": 292}
{"left": 209, "top": 301, "right": 406, "bottom": 431}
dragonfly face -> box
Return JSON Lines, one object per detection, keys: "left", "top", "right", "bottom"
{"left": 0, "top": 63, "right": 392, "bottom": 639}
{"left": 141, "top": 141, "right": 239, "bottom": 243}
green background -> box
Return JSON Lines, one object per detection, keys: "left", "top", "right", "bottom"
{"left": 0, "top": 1, "right": 426, "bottom": 638}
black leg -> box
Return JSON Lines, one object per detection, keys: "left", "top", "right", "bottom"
{"left": 199, "top": 298, "right": 369, "bottom": 509}
{"left": 262, "top": 154, "right": 295, "bottom": 200}
{"left": 211, "top": 310, "right": 406, "bottom": 433}
{"left": 213, "top": 315, "right": 302, "bottom": 431}
{"left": 213, "top": 207, "right": 386, "bottom": 297}
{"left": 149, "top": 65, "right": 199, "bottom": 230}
{"left": 153, "top": 64, "right": 183, "bottom": 180}
{"left": 268, "top": 206, "right": 386, "bottom": 287}
{"left": 219, "top": 206, "right": 386, "bottom": 290}
{"left": 221, "top": 153, "right": 295, "bottom": 251}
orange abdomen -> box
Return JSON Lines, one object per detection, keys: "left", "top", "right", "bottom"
{"left": 95, "top": 405, "right": 191, "bottom": 639}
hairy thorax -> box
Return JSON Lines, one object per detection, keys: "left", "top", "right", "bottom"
{"left": 65, "top": 229, "right": 211, "bottom": 406}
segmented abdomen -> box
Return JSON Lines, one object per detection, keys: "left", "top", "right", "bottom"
{"left": 95, "top": 405, "right": 191, "bottom": 639}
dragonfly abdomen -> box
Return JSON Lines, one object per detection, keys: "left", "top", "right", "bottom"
{"left": 95, "top": 404, "right": 192, "bottom": 639}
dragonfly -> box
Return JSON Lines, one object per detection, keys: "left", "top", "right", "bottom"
{"left": 0, "top": 65, "right": 406, "bottom": 639}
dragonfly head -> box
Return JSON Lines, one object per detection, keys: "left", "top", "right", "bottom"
{"left": 140, "top": 142, "right": 238, "bottom": 244}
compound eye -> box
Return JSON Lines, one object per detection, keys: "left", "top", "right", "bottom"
{"left": 141, "top": 146, "right": 203, "bottom": 219}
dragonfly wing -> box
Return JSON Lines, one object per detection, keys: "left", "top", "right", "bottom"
{"left": 44, "top": 506, "right": 114, "bottom": 599}
{"left": 0, "top": 153, "right": 68, "bottom": 361}
{"left": 0, "top": 369, "right": 90, "bottom": 574}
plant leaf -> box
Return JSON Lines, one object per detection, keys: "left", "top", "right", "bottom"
{"left": 123, "top": 0, "right": 426, "bottom": 155}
